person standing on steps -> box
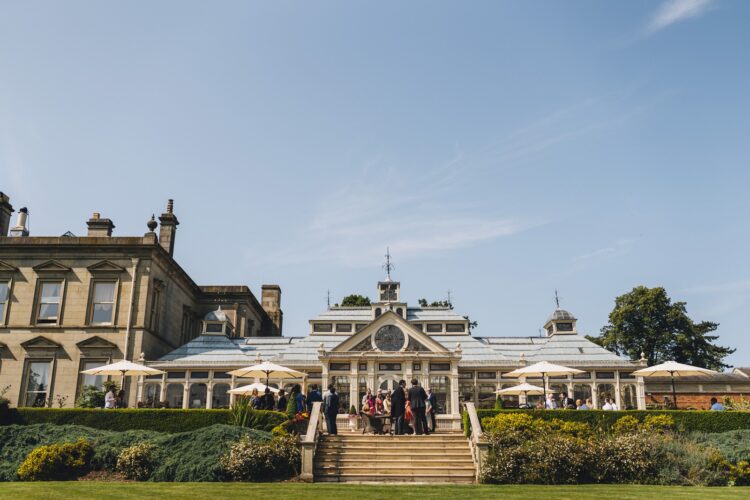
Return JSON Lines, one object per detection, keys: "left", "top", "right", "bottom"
{"left": 323, "top": 384, "right": 340, "bottom": 435}
{"left": 391, "top": 380, "right": 407, "bottom": 435}
{"left": 426, "top": 388, "right": 437, "bottom": 432}
{"left": 407, "top": 378, "right": 428, "bottom": 435}
{"left": 307, "top": 384, "right": 322, "bottom": 412}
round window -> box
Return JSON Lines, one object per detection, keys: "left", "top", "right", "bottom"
{"left": 373, "top": 325, "right": 405, "bottom": 351}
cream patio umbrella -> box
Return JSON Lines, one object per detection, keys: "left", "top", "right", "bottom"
{"left": 228, "top": 382, "right": 280, "bottom": 395}
{"left": 633, "top": 361, "right": 718, "bottom": 409}
{"left": 227, "top": 360, "right": 305, "bottom": 387}
{"left": 496, "top": 382, "right": 546, "bottom": 408}
{"left": 80, "top": 360, "right": 164, "bottom": 393}
{"left": 504, "top": 361, "right": 584, "bottom": 409}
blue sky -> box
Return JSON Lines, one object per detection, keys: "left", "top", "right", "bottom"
{"left": 2, "top": 1, "right": 749, "bottom": 366}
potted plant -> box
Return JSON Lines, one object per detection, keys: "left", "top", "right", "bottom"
{"left": 348, "top": 405, "right": 358, "bottom": 432}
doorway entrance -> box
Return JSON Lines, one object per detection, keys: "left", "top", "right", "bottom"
{"left": 378, "top": 375, "right": 400, "bottom": 393}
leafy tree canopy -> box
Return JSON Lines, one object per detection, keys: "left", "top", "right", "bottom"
{"left": 418, "top": 298, "right": 453, "bottom": 309}
{"left": 586, "top": 286, "right": 735, "bottom": 371}
{"left": 340, "top": 294, "right": 371, "bottom": 307}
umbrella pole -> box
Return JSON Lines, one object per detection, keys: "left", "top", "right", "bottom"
{"left": 543, "top": 374, "right": 547, "bottom": 410}
{"left": 121, "top": 370, "right": 126, "bottom": 409}
{"left": 671, "top": 372, "right": 677, "bottom": 410}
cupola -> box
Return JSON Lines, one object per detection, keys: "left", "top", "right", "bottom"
{"left": 543, "top": 308, "right": 577, "bottom": 336}
{"left": 202, "top": 306, "right": 234, "bottom": 337}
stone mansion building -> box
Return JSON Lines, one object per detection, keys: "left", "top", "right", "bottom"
{"left": 1, "top": 192, "right": 748, "bottom": 423}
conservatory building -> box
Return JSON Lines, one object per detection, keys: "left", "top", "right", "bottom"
{"left": 147, "top": 277, "right": 647, "bottom": 429}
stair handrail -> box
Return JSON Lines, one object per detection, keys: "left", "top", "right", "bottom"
{"left": 300, "top": 401, "right": 324, "bottom": 482}
{"left": 464, "top": 402, "right": 488, "bottom": 482}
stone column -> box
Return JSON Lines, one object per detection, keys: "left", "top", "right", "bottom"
{"left": 229, "top": 374, "right": 237, "bottom": 405}
{"left": 159, "top": 373, "right": 167, "bottom": 404}
{"left": 614, "top": 371, "right": 622, "bottom": 410}
{"left": 636, "top": 375, "right": 646, "bottom": 410}
{"left": 591, "top": 383, "right": 598, "bottom": 409}
{"left": 136, "top": 376, "right": 144, "bottom": 406}
{"left": 182, "top": 381, "right": 190, "bottom": 409}
{"left": 350, "top": 361, "right": 358, "bottom": 412}
{"left": 567, "top": 374, "right": 574, "bottom": 399}
{"left": 450, "top": 360, "right": 459, "bottom": 418}
{"left": 519, "top": 376, "right": 527, "bottom": 406}
{"left": 367, "top": 360, "right": 375, "bottom": 393}
{"left": 206, "top": 383, "right": 214, "bottom": 409}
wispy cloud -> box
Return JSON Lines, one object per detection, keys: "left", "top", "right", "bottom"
{"left": 645, "top": 0, "right": 715, "bottom": 35}
{"left": 682, "top": 279, "right": 750, "bottom": 295}
{"left": 573, "top": 238, "right": 637, "bottom": 263}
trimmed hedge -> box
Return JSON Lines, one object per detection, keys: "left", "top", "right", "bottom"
{"left": 463, "top": 409, "right": 750, "bottom": 436}
{"left": 5, "top": 408, "right": 286, "bottom": 433}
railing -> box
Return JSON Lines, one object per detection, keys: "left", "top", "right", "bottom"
{"left": 300, "top": 401, "right": 324, "bottom": 482}
{"left": 463, "top": 402, "right": 488, "bottom": 482}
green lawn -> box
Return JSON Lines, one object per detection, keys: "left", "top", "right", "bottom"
{"left": 2, "top": 483, "right": 750, "bottom": 499}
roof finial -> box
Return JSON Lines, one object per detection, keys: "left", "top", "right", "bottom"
{"left": 326, "top": 289, "right": 331, "bottom": 309}
{"left": 383, "top": 247, "right": 394, "bottom": 281}
{"left": 554, "top": 289, "right": 560, "bottom": 309}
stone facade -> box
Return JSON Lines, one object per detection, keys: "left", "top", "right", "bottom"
{"left": 0, "top": 194, "right": 282, "bottom": 408}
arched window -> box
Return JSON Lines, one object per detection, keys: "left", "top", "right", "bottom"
{"left": 428, "top": 375, "right": 451, "bottom": 414}
{"left": 573, "top": 384, "right": 592, "bottom": 403}
{"left": 189, "top": 383, "right": 207, "bottom": 408}
{"left": 330, "top": 376, "right": 350, "bottom": 414}
{"left": 597, "top": 383, "right": 616, "bottom": 408}
{"left": 620, "top": 384, "right": 637, "bottom": 410}
{"left": 212, "top": 383, "right": 230, "bottom": 409}
{"left": 396, "top": 308, "right": 403, "bottom": 317}
{"left": 375, "top": 308, "right": 382, "bottom": 317}
{"left": 166, "top": 383, "right": 184, "bottom": 408}
{"left": 143, "top": 383, "right": 161, "bottom": 408}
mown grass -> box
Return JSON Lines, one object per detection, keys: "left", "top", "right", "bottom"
{"left": 3, "top": 483, "right": 750, "bottom": 499}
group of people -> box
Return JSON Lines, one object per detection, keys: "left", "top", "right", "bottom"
{"left": 541, "top": 392, "right": 619, "bottom": 410}
{"left": 104, "top": 387, "right": 127, "bottom": 409}
{"left": 329, "top": 379, "right": 437, "bottom": 436}
{"left": 247, "top": 383, "right": 316, "bottom": 414}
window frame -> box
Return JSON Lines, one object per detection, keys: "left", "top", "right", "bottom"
{"left": 87, "top": 280, "right": 119, "bottom": 326}
{"left": 21, "top": 358, "right": 54, "bottom": 407}
{"left": 77, "top": 358, "right": 109, "bottom": 397}
{"left": 34, "top": 279, "right": 66, "bottom": 325}
{"left": 0, "top": 277, "right": 12, "bottom": 326}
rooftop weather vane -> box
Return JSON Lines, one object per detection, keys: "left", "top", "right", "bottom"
{"left": 554, "top": 289, "right": 561, "bottom": 308}
{"left": 327, "top": 289, "right": 331, "bottom": 309}
{"left": 383, "top": 247, "right": 394, "bottom": 280}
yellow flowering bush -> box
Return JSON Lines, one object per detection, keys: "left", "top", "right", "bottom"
{"left": 17, "top": 438, "right": 92, "bottom": 481}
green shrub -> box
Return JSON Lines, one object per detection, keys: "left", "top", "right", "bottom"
{"left": 642, "top": 414, "right": 675, "bottom": 433}
{"left": 17, "top": 438, "right": 93, "bottom": 481}
{"left": 521, "top": 434, "right": 590, "bottom": 484}
{"left": 220, "top": 434, "right": 300, "bottom": 481}
{"left": 286, "top": 394, "right": 297, "bottom": 420}
{"left": 612, "top": 415, "right": 640, "bottom": 435}
{"left": 730, "top": 460, "right": 750, "bottom": 486}
{"left": 116, "top": 442, "right": 156, "bottom": 481}
{"left": 0, "top": 423, "right": 271, "bottom": 482}
{"left": 271, "top": 423, "right": 290, "bottom": 437}
{"left": 4, "top": 408, "right": 286, "bottom": 433}
{"left": 464, "top": 409, "right": 750, "bottom": 436}
{"left": 75, "top": 386, "right": 105, "bottom": 409}
{"left": 589, "top": 433, "right": 655, "bottom": 483}
{"left": 648, "top": 435, "right": 730, "bottom": 486}
{"left": 693, "top": 429, "right": 750, "bottom": 464}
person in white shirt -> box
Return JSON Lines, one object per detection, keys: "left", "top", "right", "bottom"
{"left": 602, "top": 397, "right": 617, "bottom": 410}
{"left": 544, "top": 393, "right": 557, "bottom": 409}
{"left": 104, "top": 388, "right": 116, "bottom": 409}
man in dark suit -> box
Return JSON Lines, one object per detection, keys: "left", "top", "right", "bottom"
{"left": 426, "top": 388, "right": 437, "bottom": 432}
{"left": 262, "top": 387, "right": 275, "bottom": 410}
{"left": 390, "top": 379, "right": 407, "bottom": 435}
{"left": 322, "top": 385, "right": 340, "bottom": 435}
{"left": 307, "top": 384, "right": 322, "bottom": 412}
{"left": 407, "top": 379, "right": 428, "bottom": 435}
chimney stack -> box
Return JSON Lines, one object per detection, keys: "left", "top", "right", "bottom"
{"left": 9, "top": 207, "right": 29, "bottom": 237}
{"left": 261, "top": 285, "right": 283, "bottom": 336}
{"left": 158, "top": 199, "right": 179, "bottom": 257}
{"left": 86, "top": 212, "right": 115, "bottom": 237}
{"left": 0, "top": 192, "right": 13, "bottom": 237}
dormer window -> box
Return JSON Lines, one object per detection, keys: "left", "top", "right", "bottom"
{"left": 206, "top": 323, "right": 223, "bottom": 333}
{"left": 201, "top": 307, "right": 234, "bottom": 337}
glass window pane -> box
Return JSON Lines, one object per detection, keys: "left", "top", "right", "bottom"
{"left": 41, "top": 282, "right": 61, "bottom": 302}
{"left": 0, "top": 282, "right": 9, "bottom": 302}
{"left": 212, "top": 384, "right": 230, "bottom": 408}
{"left": 38, "top": 303, "right": 59, "bottom": 319}
{"left": 94, "top": 282, "right": 115, "bottom": 303}
{"left": 92, "top": 304, "right": 113, "bottom": 324}
{"left": 82, "top": 361, "right": 105, "bottom": 390}
{"left": 166, "top": 384, "right": 184, "bottom": 408}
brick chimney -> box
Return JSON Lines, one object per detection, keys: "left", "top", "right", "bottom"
{"left": 158, "top": 199, "right": 179, "bottom": 257}
{"left": 86, "top": 212, "right": 115, "bottom": 237}
{"left": 0, "top": 192, "right": 13, "bottom": 237}
{"left": 261, "top": 284, "right": 283, "bottom": 336}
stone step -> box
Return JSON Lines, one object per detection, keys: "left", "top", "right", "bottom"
{"left": 322, "top": 433, "right": 466, "bottom": 439}
{"left": 316, "top": 450, "right": 471, "bottom": 460}
{"left": 313, "top": 472, "right": 476, "bottom": 483}
{"left": 317, "top": 444, "right": 470, "bottom": 452}
{"left": 315, "top": 460, "right": 474, "bottom": 468}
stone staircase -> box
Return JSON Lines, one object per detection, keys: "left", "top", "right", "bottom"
{"left": 313, "top": 433, "right": 476, "bottom": 483}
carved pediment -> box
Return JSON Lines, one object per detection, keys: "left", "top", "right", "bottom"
{"left": 33, "top": 260, "right": 72, "bottom": 274}
{"left": 76, "top": 336, "right": 118, "bottom": 350}
{"left": 0, "top": 261, "right": 19, "bottom": 274}
{"left": 332, "top": 311, "right": 449, "bottom": 354}
{"left": 21, "top": 336, "right": 62, "bottom": 350}
{"left": 87, "top": 260, "right": 126, "bottom": 274}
